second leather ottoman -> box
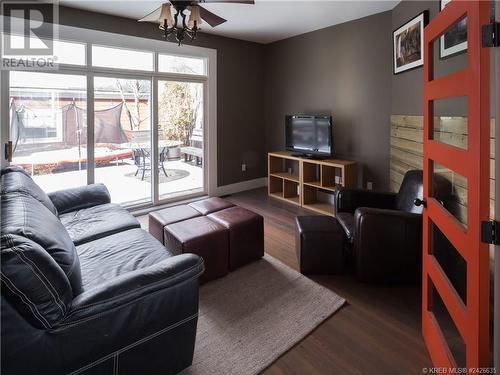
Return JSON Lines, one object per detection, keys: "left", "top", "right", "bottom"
{"left": 149, "top": 205, "right": 201, "bottom": 243}
{"left": 208, "top": 206, "right": 264, "bottom": 271}
{"left": 188, "top": 197, "right": 234, "bottom": 215}
{"left": 295, "top": 215, "right": 346, "bottom": 274}
{"left": 164, "top": 216, "right": 229, "bottom": 283}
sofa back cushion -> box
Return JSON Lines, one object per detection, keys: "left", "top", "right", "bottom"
{"left": 1, "top": 234, "right": 73, "bottom": 328}
{"left": 1, "top": 192, "right": 83, "bottom": 296}
{"left": 1, "top": 166, "right": 58, "bottom": 216}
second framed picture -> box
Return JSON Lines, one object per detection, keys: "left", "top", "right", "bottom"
{"left": 393, "top": 11, "right": 429, "bottom": 74}
{"left": 440, "top": 0, "right": 467, "bottom": 58}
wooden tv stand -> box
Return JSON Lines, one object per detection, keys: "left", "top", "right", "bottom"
{"left": 268, "top": 151, "right": 357, "bottom": 216}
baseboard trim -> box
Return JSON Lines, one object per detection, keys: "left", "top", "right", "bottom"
{"left": 214, "top": 177, "right": 267, "bottom": 197}
{"left": 131, "top": 177, "right": 267, "bottom": 216}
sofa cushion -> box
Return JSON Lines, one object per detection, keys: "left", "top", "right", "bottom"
{"left": 59, "top": 203, "right": 140, "bottom": 245}
{"left": 48, "top": 184, "right": 111, "bottom": 215}
{"left": 1, "top": 234, "right": 73, "bottom": 329}
{"left": 1, "top": 192, "right": 83, "bottom": 296}
{"left": 1, "top": 166, "right": 58, "bottom": 216}
{"left": 336, "top": 212, "right": 355, "bottom": 243}
{"left": 76, "top": 228, "right": 172, "bottom": 290}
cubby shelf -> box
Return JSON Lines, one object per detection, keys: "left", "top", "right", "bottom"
{"left": 269, "top": 191, "right": 301, "bottom": 206}
{"left": 268, "top": 151, "right": 357, "bottom": 216}
{"left": 269, "top": 172, "right": 300, "bottom": 182}
{"left": 303, "top": 181, "right": 322, "bottom": 188}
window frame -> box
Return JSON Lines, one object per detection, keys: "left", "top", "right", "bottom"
{"left": 1, "top": 21, "right": 217, "bottom": 210}
{"left": 158, "top": 53, "right": 207, "bottom": 76}
{"left": 91, "top": 44, "right": 155, "bottom": 72}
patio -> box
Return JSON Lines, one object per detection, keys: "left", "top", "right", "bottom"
{"left": 31, "top": 159, "right": 204, "bottom": 206}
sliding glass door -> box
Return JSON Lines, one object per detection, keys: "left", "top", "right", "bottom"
{"left": 3, "top": 30, "right": 214, "bottom": 209}
{"left": 9, "top": 71, "right": 88, "bottom": 192}
{"left": 93, "top": 76, "right": 152, "bottom": 206}
{"left": 157, "top": 80, "right": 204, "bottom": 200}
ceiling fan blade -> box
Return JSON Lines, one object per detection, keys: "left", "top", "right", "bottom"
{"left": 201, "top": 0, "right": 254, "bottom": 3}
{"left": 138, "top": 6, "right": 163, "bottom": 22}
{"left": 199, "top": 5, "right": 227, "bottom": 27}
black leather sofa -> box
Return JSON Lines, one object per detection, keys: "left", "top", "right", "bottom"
{"left": 1, "top": 166, "right": 204, "bottom": 375}
{"left": 335, "top": 170, "right": 450, "bottom": 283}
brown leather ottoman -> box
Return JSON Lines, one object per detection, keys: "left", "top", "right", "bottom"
{"left": 188, "top": 197, "right": 235, "bottom": 215}
{"left": 208, "top": 206, "right": 264, "bottom": 271}
{"left": 149, "top": 205, "right": 201, "bottom": 243}
{"left": 164, "top": 216, "right": 229, "bottom": 283}
{"left": 295, "top": 216, "right": 346, "bottom": 274}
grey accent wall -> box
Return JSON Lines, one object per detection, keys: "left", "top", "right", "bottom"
{"left": 392, "top": 0, "right": 496, "bottom": 117}
{"left": 57, "top": 6, "right": 266, "bottom": 187}
{"left": 264, "top": 10, "right": 393, "bottom": 190}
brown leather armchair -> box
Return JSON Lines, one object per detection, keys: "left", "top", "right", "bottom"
{"left": 335, "top": 170, "right": 451, "bottom": 283}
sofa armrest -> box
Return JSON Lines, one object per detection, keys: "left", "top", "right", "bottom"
{"left": 335, "top": 188, "right": 397, "bottom": 214}
{"left": 353, "top": 207, "right": 422, "bottom": 283}
{"left": 48, "top": 184, "right": 111, "bottom": 214}
{"left": 58, "top": 254, "right": 204, "bottom": 326}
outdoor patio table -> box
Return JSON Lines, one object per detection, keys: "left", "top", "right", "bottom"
{"left": 118, "top": 140, "right": 184, "bottom": 180}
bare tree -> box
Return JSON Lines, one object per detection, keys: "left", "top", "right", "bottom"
{"left": 115, "top": 79, "right": 150, "bottom": 131}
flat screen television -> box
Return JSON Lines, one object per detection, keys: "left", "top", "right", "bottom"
{"left": 285, "top": 115, "right": 333, "bottom": 158}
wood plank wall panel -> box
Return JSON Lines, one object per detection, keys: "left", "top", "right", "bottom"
{"left": 390, "top": 115, "right": 496, "bottom": 224}
{"left": 390, "top": 115, "right": 496, "bottom": 298}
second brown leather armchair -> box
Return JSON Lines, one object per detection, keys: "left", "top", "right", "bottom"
{"left": 335, "top": 170, "right": 450, "bottom": 283}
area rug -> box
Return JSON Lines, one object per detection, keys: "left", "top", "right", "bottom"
{"left": 124, "top": 169, "right": 189, "bottom": 183}
{"left": 182, "top": 255, "right": 346, "bottom": 375}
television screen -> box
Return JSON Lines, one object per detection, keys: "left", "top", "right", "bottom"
{"left": 285, "top": 115, "right": 332, "bottom": 157}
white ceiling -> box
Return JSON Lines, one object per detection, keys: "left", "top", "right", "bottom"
{"left": 60, "top": 0, "right": 400, "bottom": 44}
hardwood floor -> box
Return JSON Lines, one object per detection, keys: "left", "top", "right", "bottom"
{"left": 223, "top": 187, "right": 432, "bottom": 375}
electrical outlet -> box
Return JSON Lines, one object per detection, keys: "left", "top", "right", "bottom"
{"left": 241, "top": 164, "right": 246, "bottom": 172}
{"left": 367, "top": 181, "right": 373, "bottom": 190}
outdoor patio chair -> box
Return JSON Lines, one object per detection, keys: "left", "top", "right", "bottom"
{"left": 133, "top": 147, "right": 169, "bottom": 180}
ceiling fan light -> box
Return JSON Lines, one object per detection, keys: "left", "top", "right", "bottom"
{"left": 188, "top": 6, "right": 202, "bottom": 29}
{"left": 159, "top": 3, "right": 175, "bottom": 28}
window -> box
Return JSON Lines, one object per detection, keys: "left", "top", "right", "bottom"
{"left": 92, "top": 45, "right": 154, "bottom": 71}
{"left": 158, "top": 54, "right": 206, "bottom": 75}
{"left": 5, "top": 35, "right": 86, "bottom": 65}
{"left": 9, "top": 71, "right": 88, "bottom": 190}
{"left": 10, "top": 71, "right": 87, "bottom": 144}
{"left": 157, "top": 80, "right": 204, "bottom": 199}
{"left": 53, "top": 40, "right": 86, "bottom": 65}
{"left": 93, "top": 76, "right": 152, "bottom": 206}
{"left": 3, "top": 26, "right": 214, "bottom": 208}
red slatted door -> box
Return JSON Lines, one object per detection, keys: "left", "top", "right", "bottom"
{"left": 422, "top": 0, "right": 491, "bottom": 371}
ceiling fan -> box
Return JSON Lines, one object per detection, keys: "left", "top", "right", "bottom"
{"left": 139, "top": 0, "right": 254, "bottom": 45}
